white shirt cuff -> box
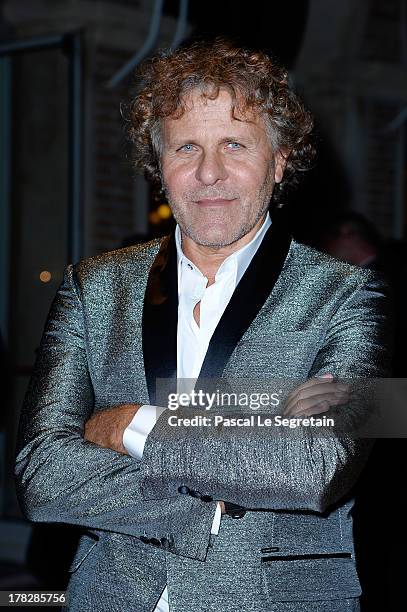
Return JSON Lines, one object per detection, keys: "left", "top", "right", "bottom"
{"left": 122, "top": 404, "right": 167, "bottom": 459}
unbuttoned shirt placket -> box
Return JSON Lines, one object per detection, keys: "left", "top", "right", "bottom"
{"left": 177, "top": 256, "right": 238, "bottom": 392}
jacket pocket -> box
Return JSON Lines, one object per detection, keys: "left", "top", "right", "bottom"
{"left": 68, "top": 532, "right": 99, "bottom": 573}
{"left": 262, "top": 554, "right": 362, "bottom": 601}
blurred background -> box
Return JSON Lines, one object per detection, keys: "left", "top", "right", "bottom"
{"left": 0, "top": 1, "right": 406, "bottom": 610}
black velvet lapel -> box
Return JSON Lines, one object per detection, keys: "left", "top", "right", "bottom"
{"left": 196, "top": 209, "right": 292, "bottom": 381}
{"left": 142, "top": 232, "right": 178, "bottom": 404}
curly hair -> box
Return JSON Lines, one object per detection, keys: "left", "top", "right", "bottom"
{"left": 127, "top": 39, "right": 315, "bottom": 205}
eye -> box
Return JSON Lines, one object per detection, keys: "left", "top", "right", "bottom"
{"left": 178, "top": 144, "right": 194, "bottom": 152}
{"left": 227, "top": 142, "right": 243, "bottom": 149}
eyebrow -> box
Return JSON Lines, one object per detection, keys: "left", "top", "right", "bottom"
{"left": 168, "top": 135, "right": 257, "bottom": 147}
{"left": 218, "top": 136, "right": 255, "bottom": 144}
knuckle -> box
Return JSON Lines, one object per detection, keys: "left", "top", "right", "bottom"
{"left": 297, "top": 398, "right": 307, "bottom": 411}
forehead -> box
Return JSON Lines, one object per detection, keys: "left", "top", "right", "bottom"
{"left": 162, "top": 88, "right": 267, "bottom": 136}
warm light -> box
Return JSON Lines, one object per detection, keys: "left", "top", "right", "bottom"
{"left": 149, "top": 211, "right": 161, "bottom": 224}
{"left": 39, "top": 270, "right": 52, "bottom": 283}
{"left": 157, "top": 203, "right": 172, "bottom": 219}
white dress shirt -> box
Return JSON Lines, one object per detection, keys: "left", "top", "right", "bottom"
{"left": 122, "top": 212, "right": 271, "bottom": 611}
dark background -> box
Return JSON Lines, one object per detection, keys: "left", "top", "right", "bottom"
{"left": 1, "top": 1, "right": 406, "bottom": 610}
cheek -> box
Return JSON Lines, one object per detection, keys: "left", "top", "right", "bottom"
{"left": 162, "top": 164, "right": 195, "bottom": 194}
{"left": 228, "top": 162, "right": 271, "bottom": 195}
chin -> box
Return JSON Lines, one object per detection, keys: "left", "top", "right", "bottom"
{"left": 191, "top": 227, "right": 245, "bottom": 248}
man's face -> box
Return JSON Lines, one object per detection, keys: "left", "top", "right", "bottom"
{"left": 160, "top": 88, "right": 287, "bottom": 248}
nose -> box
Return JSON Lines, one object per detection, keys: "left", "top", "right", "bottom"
{"left": 195, "top": 150, "right": 228, "bottom": 185}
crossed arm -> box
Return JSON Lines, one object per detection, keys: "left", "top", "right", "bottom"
{"left": 83, "top": 376, "right": 349, "bottom": 452}
{"left": 15, "top": 264, "right": 391, "bottom": 556}
{"left": 84, "top": 271, "right": 392, "bottom": 513}
{"left": 135, "top": 274, "right": 391, "bottom": 512}
{"left": 83, "top": 375, "right": 350, "bottom": 516}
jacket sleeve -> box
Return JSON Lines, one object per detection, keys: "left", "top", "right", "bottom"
{"left": 139, "top": 272, "right": 393, "bottom": 513}
{"left": 14, "top": 265, "right": 218, "bottom": 561}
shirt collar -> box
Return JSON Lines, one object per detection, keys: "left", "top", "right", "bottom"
{"left": 175, "top": 212, "right": 271, "bottom": 285}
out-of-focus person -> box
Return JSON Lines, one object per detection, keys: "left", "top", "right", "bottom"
{"left": 317, "top": 210, "right": 407, "bottom": 612}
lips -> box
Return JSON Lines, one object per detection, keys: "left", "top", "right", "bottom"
{"left": 195, "top": 198, "right": 237, "bottom": 206}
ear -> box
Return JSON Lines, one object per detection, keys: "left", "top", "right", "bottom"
{"left": 274, "top": 149, "right": 290, "bottom": 184}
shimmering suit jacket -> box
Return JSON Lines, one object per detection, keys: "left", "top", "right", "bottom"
{"left": 15, "top": 212, "right": 391, "bottom": 612}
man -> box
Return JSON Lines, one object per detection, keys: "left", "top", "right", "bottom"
{"left": 15, "top": 40, "right": 391, "bottom": 612}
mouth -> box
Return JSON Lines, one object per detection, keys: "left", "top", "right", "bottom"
{"left": 195, "top": 198, "right": 237, "bottom": 207}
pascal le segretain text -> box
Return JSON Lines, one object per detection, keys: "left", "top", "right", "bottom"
{"left": 166, "top": 414, "right": 335, "bottom": 429}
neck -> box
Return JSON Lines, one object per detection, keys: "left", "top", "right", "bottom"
{"left": 181, "top": 214, "right": 267, "bottom": 283}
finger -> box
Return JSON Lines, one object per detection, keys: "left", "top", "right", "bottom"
{"left": 284, "top": 381, "right": 350, "bottom": 410}
{"left": 290, "top": 401, "right": 332, "bottom": 418}
{"left": 284, "top": 389, "right": 350, "bottom": 416}
{"left": 285, "top": 374, "right": 336, "bottom": 406}
{"left": 285, "top": 392, "right": 350, "bottom": 416}
{"left": 293, "top": 401, "right": 331, "bottom": 418}
{"left": 283, "top": 391, "right": 350, "bottom": 414}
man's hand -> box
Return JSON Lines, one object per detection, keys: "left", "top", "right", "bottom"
{"left": 283, "top": 374, "right": 350, "bottom": 417}
{"left": 84, "top": 404, "right": 141, "bottom": 454}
